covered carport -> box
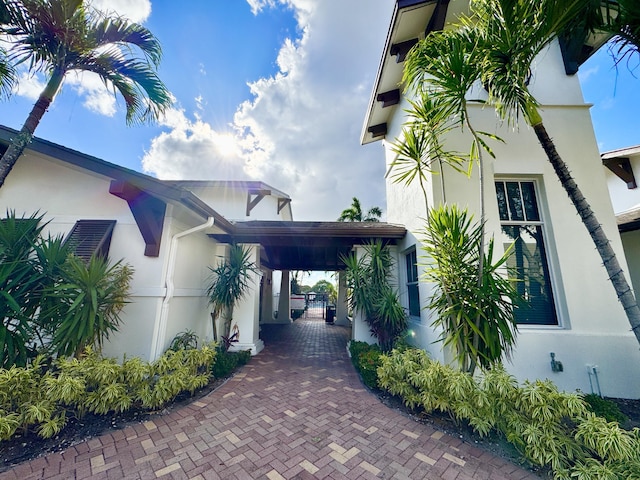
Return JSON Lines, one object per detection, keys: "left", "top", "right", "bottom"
{"left": 209, "top": 220, "right": 406, "bottom": 351}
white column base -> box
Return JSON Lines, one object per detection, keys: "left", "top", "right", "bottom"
{"left": 334, "top": 316, "right": 351, "bottom": 327}
{"left": 229, "top": 338, "right": 264, "bottom": 356}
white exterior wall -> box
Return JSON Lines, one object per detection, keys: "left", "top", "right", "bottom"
{"left": 605, "top": 152, "right": 640, "bottom": 215}
{"left": 182, "top": 185, "right": 292, "bottom": 221}
{"left": 383, "top": 40, "right": 640, "bottom": 398}
{"left": 147, "top": 211, "right": 220, "bottom": 359}
{"left": 0, "top": 151, "right": 222, "bottom": 361}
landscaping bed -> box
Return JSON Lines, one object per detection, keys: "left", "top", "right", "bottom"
{"left": 0, "top": 372, "right": 231, "bottom": 471}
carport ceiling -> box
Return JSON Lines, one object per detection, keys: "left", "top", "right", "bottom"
{"left": 209, "top": 221, "right": 407, "bottom": 271}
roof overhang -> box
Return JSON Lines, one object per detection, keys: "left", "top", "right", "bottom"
{"left": 0, "top": 125, "right": 233, "bottom": 233}
{"left": 617, "top": 207, "right": 640, "bottom": 233}
{"left": 209, "top": 221, "right": 407, "bottom": 271}
{"left": 361, "top": 0, "right": 446, "bottom": 145}
{"left": 361, "top": 0, "right": 616, "bottom": 145}
{"left": 602, "top": 145, "right": 640, "bottom": 190}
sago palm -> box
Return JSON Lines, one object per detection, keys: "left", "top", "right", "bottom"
{"left": 0, "top": 0, "right": 172, "bottom": 187}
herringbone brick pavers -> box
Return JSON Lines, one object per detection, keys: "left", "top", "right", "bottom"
{"left": 0, "top": 316, "right": 540, "bottom": 479}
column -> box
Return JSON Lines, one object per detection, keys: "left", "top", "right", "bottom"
{"left": 275, "top": 270, "right": 292, "bottom": 324}
{"left": 334, "top": 271, "right": 350, "bottom": 326}
{"left": 228, "top": 244, "right": 264, "bottom": 355}
{"left": 351, "top": 246, "right": 377, "bottom": 345}
{"left": 260, "top": 269, "right": 274, "bottom": 324}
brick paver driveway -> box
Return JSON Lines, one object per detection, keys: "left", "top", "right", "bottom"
{"left": 1, "top": 316, "right": 539, "bottom": 479}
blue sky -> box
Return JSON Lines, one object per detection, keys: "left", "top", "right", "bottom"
{"left": 1, "top": 0, "right": 639, "bottom": 224}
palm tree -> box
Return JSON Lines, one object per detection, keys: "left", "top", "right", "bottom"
{"left": 0, "top": 1, "right": 16, "bottom": 97}
{"left": 607, "top": 0, "right": 640, "bottom": 63}
{"left": 0, "top": 0, "right": 172, "bottom": 187}
{"left": 337, "top": 197, "right": 382, "bottom": 222}
{"left": 403, "top": 0, "right": 640, "bottom": 344}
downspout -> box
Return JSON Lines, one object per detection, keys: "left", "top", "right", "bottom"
{"left": 151, "top": 216, "right": 215, "bottom": 359}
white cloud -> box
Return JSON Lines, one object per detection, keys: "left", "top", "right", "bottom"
{"left": 66, "top": 72, "right": 117, "bottom": 117}
{"left": 142, "top": 0, "right": 394, "bottom": 221}
{"left": 88, "top": 0, "right": 152, "bottom": 23}
{"left": 142, "top": 107, "right": 247, "bottom": 181}
{"left": 14, "top": 72, "right": 45, "bottom": 100}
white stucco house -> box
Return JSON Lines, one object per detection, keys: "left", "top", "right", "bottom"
{"left": 359, "top": 0, "right": 640, "bottom": 399}
{"left": 0, "top": 124, "right": 298, "bottom": 360}
{"left": 0, "top": 124, "right": 405, "bottom": 363}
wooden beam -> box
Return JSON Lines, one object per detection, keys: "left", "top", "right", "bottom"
{"left": 427, "top": 0, "right": 451, "bottom": 33}
{"left": 389, "top": 38, "right": 418, "bottom": 63}
{"left": 246, "top": 189, "right": 271, "bottom": 216}
{"left": 277, "top": 198, "right": 291, "bottom": 215}
{"left": 109, "top": 180, "right": 167, "bottom": 256}
{"left": 367, "top": 123, "right": 387, "bottom": 138}
{"left": 376, "top": 89, "right": 400, "bottom": 108}
{"left": 604, "top": 157, "right": 637, "bottom": 189}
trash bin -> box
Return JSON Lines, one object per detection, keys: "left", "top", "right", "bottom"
{"left": 325, "top": 305, "right": 336, "bottom": 323}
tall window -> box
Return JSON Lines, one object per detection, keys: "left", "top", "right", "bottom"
{"left": 495, "top": 180, "right": 558, "bottom": 325}
{"left": 405, "top": 249, "right": 420, "bottom": 317}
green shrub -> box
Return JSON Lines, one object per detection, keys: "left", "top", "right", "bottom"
{"left": 0, "top": 344, "right": 217, "bottom": 441}
{"left": 358, "top": 349, "right": 382, "bottom": 389}
{"left": 235, "top": 349, "right": 252, "bottom": 366}
{"left": 583, "top": 394, "right": 628, "bottom": 424}
{"left": 211, "top": 346, "right": 252, "bottom": 378}
{"left": 168, "top": 330, "right": 199, "bottom": 351}
{"left": 349, "top": 341, "right": 382, "bottom": 390}
{"left": 376, "top": 346, "right": 640, "bottom": 479}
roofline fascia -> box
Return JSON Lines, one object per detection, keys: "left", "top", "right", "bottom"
{"left": 360, "top": 0, "right": 439, "bottom": 145}
{"left": 0, "top": 125, "right": 233, "bottom": 233}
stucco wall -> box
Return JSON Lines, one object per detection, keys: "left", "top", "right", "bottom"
{"left": 382, "top": 40, "right": 640, "bottom": 398}
{"left": 0, "top": 150, "right": 220, "bottom": 362}
{"left": 605, "top": 153, "right": 640, "bottom": 214}
{"left": 182, "top": 184, "right": 292, "bottom": 221}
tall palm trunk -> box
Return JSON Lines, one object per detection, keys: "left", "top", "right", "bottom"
{"left": 533, "top": 121, "right": 640, "bottom": 343}
{"left": 0, "top": 68, "right": 64, "bottom": 187}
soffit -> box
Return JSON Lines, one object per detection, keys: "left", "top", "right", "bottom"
{"left": 209, "top": 220, "right": 407, "bottom": 271}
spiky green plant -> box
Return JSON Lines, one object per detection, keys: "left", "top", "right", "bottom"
{"left": 50, "top": 255, "right": 133, "bottom": 358}
{"left": 206, "top": 244, "right": 256, "bottom": 349}
{"left": 342, "top": 240, "right": 407, "bottom": 351}
{"left": 422, "top": 205, "right": 520, "bottom": 374}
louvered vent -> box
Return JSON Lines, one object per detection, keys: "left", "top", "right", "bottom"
{"left": 64, "top": 220, "right": 116, "bottom": 262}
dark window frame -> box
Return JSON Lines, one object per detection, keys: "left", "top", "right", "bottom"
{"left": 405, "top": 248, "right": 421, "bottom": 317}
{"left": 495, "top": 179, "right": 559, "bottom": 326}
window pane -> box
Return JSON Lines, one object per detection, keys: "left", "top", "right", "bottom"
{"left": 506, "top": 182, "right": 524, "bottom": 221}
{"left": 521, "top": 182, "right": 540, "bottom": 221}
{"left": 500, "top": 224, "right": 558, "bottom": 325}
{"left": 495, "top": 182, "right": 509, "bottom": 221}
{"left": 406, "top": 250, "right": 418, "bottom": 283}
{"left": 408, "top": 284, "right": 420, "bottom": 317}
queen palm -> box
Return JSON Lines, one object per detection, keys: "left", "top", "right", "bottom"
{"left": 404, "top": 0, "right": 640, "bottom": 344}
{"left": 337, "top": 197, "right": 382, "bottom": 222}
{"left": 0, "top": 0, "right": 171, "bottom": 187}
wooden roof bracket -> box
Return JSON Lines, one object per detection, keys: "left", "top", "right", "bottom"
{"left": 389, "top": 38, "right": 419, "bottom": 63}
{"left": 246, "top": 189, "right": 271, "bottom": 216}
{"left": 604, "top": 157, "right": 637, "bottom": 189}
{"left": 278, "top": 198, "right": 291, "bottom": 215}
{"left": 368, "top": 123, "right": 387, "bottom": 138}
{"left": 109, "top": 180, "right": 167, "bottom": 256}
{"left": 376, "top": 89, "right": 400, "bottom": 107}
